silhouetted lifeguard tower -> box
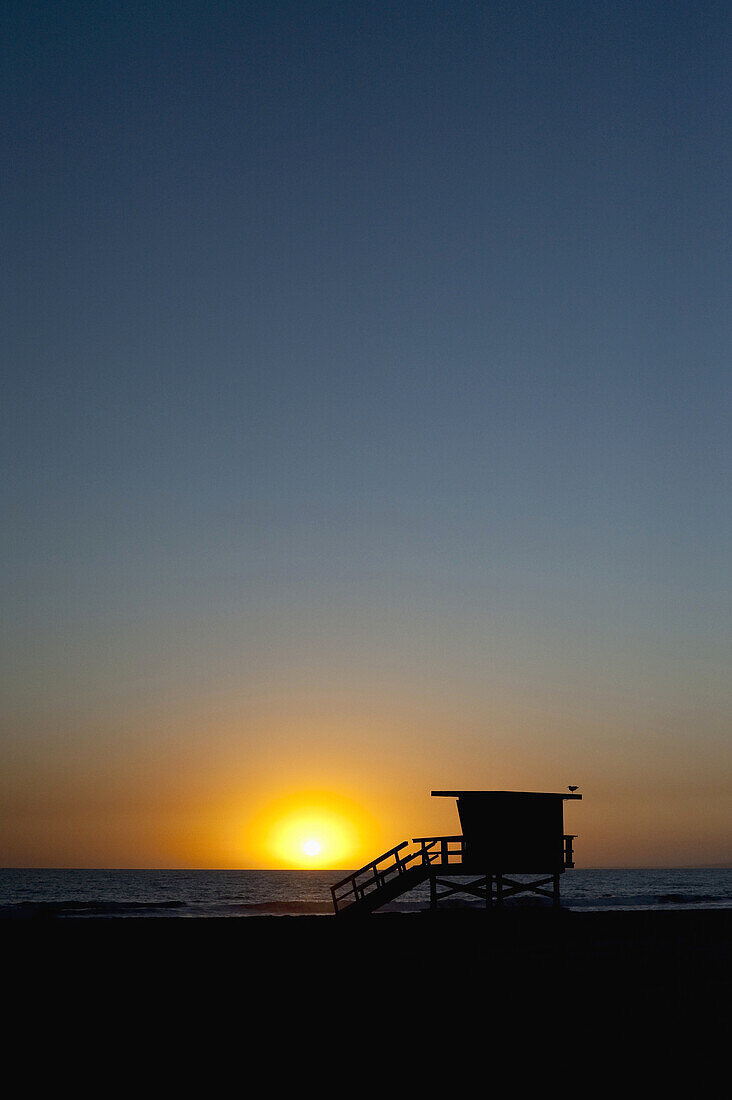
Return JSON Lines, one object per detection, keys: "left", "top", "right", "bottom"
{"left": 331, "top": 790, "right": 581, "bottom": 916}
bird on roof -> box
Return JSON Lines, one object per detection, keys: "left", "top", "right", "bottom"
{"left": 568, "top": 785, "right": 579, "bottom": 792}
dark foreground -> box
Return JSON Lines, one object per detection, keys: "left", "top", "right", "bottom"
{"left": 7, "top": 909, "right": 730, "bottom": 1079}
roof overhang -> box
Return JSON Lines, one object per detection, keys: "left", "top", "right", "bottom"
{"left": 432, "top": 790, "right": 582, "bottom": 800}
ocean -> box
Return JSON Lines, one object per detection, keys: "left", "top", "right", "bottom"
{"left": 0, "top": 866, "right": 730, "bottom": 918}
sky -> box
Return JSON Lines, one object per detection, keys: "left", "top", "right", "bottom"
{"left": 2, "top": 1, "right": 730, "bottom": 868}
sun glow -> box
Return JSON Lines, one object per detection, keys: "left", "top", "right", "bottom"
{"left": 253, "top": 792, "right": 373, "bottom": 868}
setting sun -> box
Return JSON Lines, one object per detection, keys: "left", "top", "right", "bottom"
{"left": 250, "top": 791, "right": 378, "bottom": 869}
{"left": 269, "top": 810, "right": 352, "bottom": 867}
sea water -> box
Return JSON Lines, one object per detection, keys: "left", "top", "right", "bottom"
{"left": 0, "top": 867, "right": 730, "bottom": 917}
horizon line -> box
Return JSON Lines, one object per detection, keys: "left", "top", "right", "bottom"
{"left": 2, "top": 864, "right": 731, "bottom": 872}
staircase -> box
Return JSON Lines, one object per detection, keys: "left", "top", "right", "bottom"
{"left": 330, "top": 842, "right": 430, "bottom": 915}
{"left": 331, "top": 836, "right": 468, "bottom": 915}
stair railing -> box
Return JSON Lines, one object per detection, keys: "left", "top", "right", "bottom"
{"left": 412, "top": 835, "right": 465, "bottom": 866}
{"left": 330, "top": 842, "right": 423, "bottom": 914}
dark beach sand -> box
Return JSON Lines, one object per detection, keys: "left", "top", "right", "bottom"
{"left": 6, "top": 910, "right": 730, "bottom": 1077}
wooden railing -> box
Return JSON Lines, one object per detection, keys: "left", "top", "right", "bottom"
{"left": 412, "top": 835, "right": 465, "bottom": 866}
{"left": 415, "top": 834, "right": 579, "bottom": 869}
{"left": 330, "top": 842, "right": 423, "bottom": 914}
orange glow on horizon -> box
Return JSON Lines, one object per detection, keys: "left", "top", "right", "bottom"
{"left": 2, "top": 702, "right": 728, "bottom": 870}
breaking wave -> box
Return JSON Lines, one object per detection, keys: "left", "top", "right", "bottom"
{"left": 0, "top": 899, "right": 187, "bottom": 918}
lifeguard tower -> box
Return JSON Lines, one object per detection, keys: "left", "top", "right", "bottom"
{"left": 331, "top": 790, "right": 581, "bottom": 916}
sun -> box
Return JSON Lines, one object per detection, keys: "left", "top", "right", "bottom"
{"left": 255, "top": 793, "right": 371, "bottom": 868}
